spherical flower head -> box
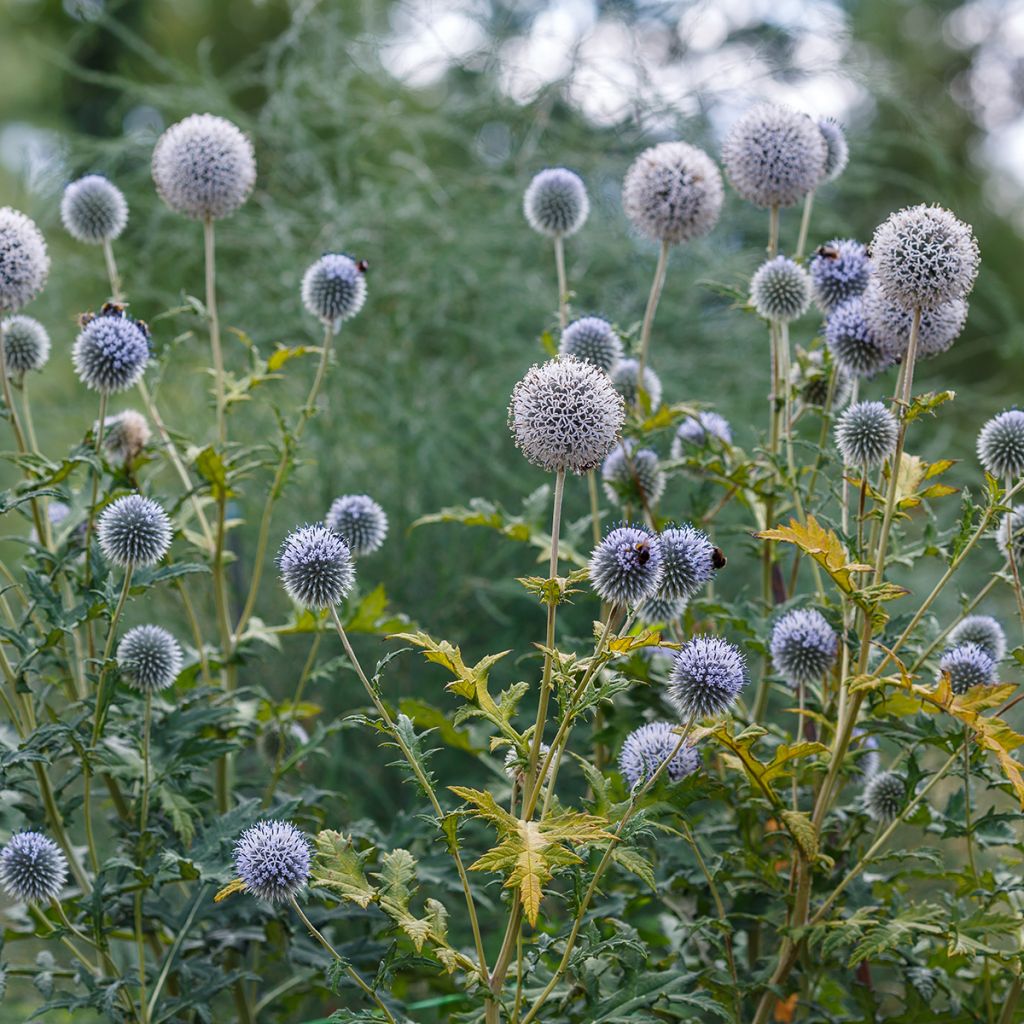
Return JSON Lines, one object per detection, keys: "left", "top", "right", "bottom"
{"left": 721, "top": 103, "right": 826, "bottom": 209}
{"left": 997, "top": 505, "right": 1024, "bottom": 566}
{"left": 2, "top": 315, "right": 50, "bottom": 375}
{"left": 0, "top": 208, "right": 49, "bottom": 312}
{"left": 861, "top": 279, "right": 968, "bottom": 361}
{"left": 117, "top": 624, "right": 183, "bottom": 693}
{"left": 152, "top": 113, "right": 256, "bottom": 221}
{"left": 610, "top": 358, "right": 662, "bottom": 409}
{"left": 770, "top": 608, "right": 838, "bottom": 687}
{"left": 523, "top": 168, "right": 589, "bottom": 238}
{"left": 671, "top": 411, "right": 732, "bottom": 458}
{"left": 509, "top": 357, "right": 625, "bottom": 475}
{"left": 278, "top": 524, "right": 355, "bottom": 608}
{"left": 658, "top": 524, "right": 718, "bottom": 601}
{"left": 751, "top": 256, "right": 811, "bottom": 323}
{"left": 669, "top": 634, "right": 746, "bottom": 719}
{"left": 98, "top": 494, "right": 172, "bottom": 569}
{"left": 325, "top": 494, "right": 388, "bottom": 557}
{"left": 618, "top": 721, "right": 700, "bottom": 790}
{"left": 863, "top": 770, "right": 905, "bottom": 824}
{"left": 588, "top": 525, "right": 664, "bottom": 607}
{"left": 825, "top": 298, "right": 889, "bottom": 378}
{"left": 637, "top": 592, "right": 687, "bottom": 626}
{"left": 0, "top": 832, "right": 67, "bottom": 903}
{"left": 234, "top": 820, "right": 311, "bottom": 904}
{"left": 977, "top": 410, "right": 1024, "bottom": 481}
{"left": 559, "top": 317, "right": 623, "bottom": 372}
{"left": 809, "top": 240, "right": 871, "bottom": 312}
{"left": 835, "top": 400, "right": 898, "bottom": 467}
{"left": 818, "top": 118, "right": 849, "bottom": 182}
{"left": 102, "top": 409, "right": 151, "bottom": 465}
{"left": 870, "top": 204, "right": 979, "bottom": 310}
{"left": 939, "top": 642, "right": 996, "bottom": 695}
{"left": 948, "top": 615, "right": 1006, "bottom": 663}
{"left": 622, "top": 141, "right": 724, "bottom": 244}
{"left": 601, "top": 441, "right": 665, "bottom": 508}
{"left": 72, "top": 306, "right": 150, "bottom": 394}
{"left": 301, "top": 253, "right": 367, "bottom": 325}
{"left": 503, "top": 743, "right": 552, "bottom": 785}
{"left": 60, "top": 175, "right": 128, "bottom": 244}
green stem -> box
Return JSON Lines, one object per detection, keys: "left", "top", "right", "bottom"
{"left": 147, "top": 885, "right": 208, "bottom": 1020}
{"left": 795, "top": 191, "right": 814, "bottom": 261}
{"left": 587, "top": 469, "right": 601, "bottom": 548}
{"left": 553, "top": 234, "right": 568, "bottom": 330}
{"left": 204, "top": 217, "right": 226, "bottom": 445}
{"left": 768, "top": 204, "right": 779, "bottom": 256}
{"left": 635, "top": 240, "right": 670, "bottom": 394}
{"left": 103, "top": 239, "right": 123, "bottom": 304}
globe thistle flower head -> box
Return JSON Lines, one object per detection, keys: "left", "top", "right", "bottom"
{"left": 809, "top": 240, "right": 871, "bottom": 312}
{"left": 669, "top": 634, "right": 746, "bottom": 719}
{"left": 2, "top": 315, "right": 50, "bottom": 375}
{"left": 621, "top": 141, "right": 724, "bottom": 244}
{"left": 618, "top": 721, "right": 700, "bottom": 790}
{"left": 721, "top": 103, "right": 827, "bottom": 208}
{"left": 835, "top": 400, "right": 898, "bottom": 467}
{"left": 102, "top": 409, "right": 151, "bottom": 465}
{"left": 588, "top": 525, "right": 664, "bottom": 607}
{"left": 610, "top": 358, "right": 662, "bottom": 409}
{"left": 770, "top": 608, "right": 838, "bottom": 687}
{"left": 863, "top": 770, "right": 905, "bottom": 824}
{"left": 861, "top": 280, "right": 968, "bottom": 361}
{"left": 997, "top": 505, "right": 1024, "bottom": 566}
{"left": 0, "top": 832, "right": 67, "bottom": 903}
{"left": 601, "top": 441, "right": 666, "bottom": 508}
{"left": 559, "top": 316, "right": 623, "bottom": 372}
{"left": 117, "top": 624, "right": 183, "bottom": 693}
{"left": 977, "top": 410, "right": 1024, "bottom": 481}
{"left": 948, "top": 615, "right": 1006, "bottom": 663}
{"left": 939, "top": 642, "right": 997, "bottom": 695}
{"left": 523, "top": 168, "right": 589, "bottom": 238}
{"left": 825, "top": 298, "right": 890, "bottom": 378}
{"left": 637, "top": 592, "right": 688, "bottom": 626}
{"left": 98, "top": 494, "right": 172, "bottom": 568}
{"left": 509, "top": 357, "right": 625, "bottom": 475}
{"left": 503, "top": 743, "right": 552, "bottom": 785}
{"left": 817, "top": 118, "right": 849, "bottom": 182}
{"left": 301, "top": 253, "right": 368, "bottom": 325}
{"left": 72, "top": 306, "right": 150, "bottom": 394}
{"left": 671, "top": 411, "right": 732, "bottom": 458}
{"left": 750, "top": 256, "right": 811, "bottom": 322}
{"left": 657, "top": 524, "right": 718, "bottom": 601}
{"left": 60, "top": 175, "right": 128, "bottom": 244}
{"left": 870, "top": 204, "right": 979, "bottom": 310}
{"left": 0, "top": 208, "right": 49, "bottom": 312}
{"left": 325, "top": 494, "right": 388, "bottom": 557}
{"left": 234, "top": 820, "right": 311, "bottom": 904}
{"left": 278, "top": 524, "right": 355, "bottom": 608}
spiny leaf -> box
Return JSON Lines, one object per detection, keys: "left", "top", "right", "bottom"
{"left": 755, "top": 516, "right": 871, "bottom": 594}
{"left": 311, "top": 830, "right": 377, "bottom": 908}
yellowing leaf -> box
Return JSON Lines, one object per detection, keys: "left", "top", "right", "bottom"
{"left": 214, "top": 877, "right": 246, "bottom": 902}
{"left": 756, "top": 516, "right": 870, "bottom": 594}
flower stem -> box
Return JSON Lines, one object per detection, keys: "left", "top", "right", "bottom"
{"left": 587, "top": 469, "right": 601, "bottom": 547}
{"left": 636, "top": 239, "right": 670, "bottom": 392}
{"left": 795, "top": 191, "right": 814, "bottom": 261}
{"left": 203, "top": 217, "right": 226, "bottom": 445}
{"left": 553, "top": 234, "right": 568, "bottom": 330}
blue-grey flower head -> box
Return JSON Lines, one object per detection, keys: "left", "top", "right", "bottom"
{"left": 721, "top": 103, "right": 827, "bottom": 208}
{"left": 939, "top": 642, "right": 996, "bottom": 695}
{"left": 278, "top": 524, "right": 355, "bottom": 608}
{"left": 853, "top": 728, "right": 880, "bottom": 778}
{"left": 601, "top": 440, "right": 665, "bottom": 508}
{"left": 117, "top": 625, "right": 183, "bottom": 693}
{"left": 152, "top": 113, "right": 256, "bottom": 221}
{"left": 835, "top": 400, "right": 898, "bottom": 467}
{"left": 636, "top": 592, "right": 687, "bottom": 626}
{"left": 0, "top": 832, "right": 67, "bottom": 903}
{"left": 770, "top": 608, "right": 838, "bottom": 687}
{"left": 863, "top": 770, "right": 905, "bottom": 824}
{"left": 622, "top": 141, "right": 724, "bottom": 244}
{"left": 870, "top": 204, "right": 979, "bottom": 310}
{"left": 750, "top": 256, "right": 811, "bottom": 322}
{"left": 977, "top": 410, "right": 1024, "bottom": 481}
{"left": 0, "top": 208, "right": 49, "bottom": 312}
{"left": 610, "top": 358, "right": 662, "bottom": 409}
{"left": 671, "top": 411, "right": 732, "bottom": 458}
{"left": 2, "top": 315, "right": 50, "bottom": 375}
{"left": 997, "top": 505, "right": 1024, "bottom": 566}
{"left": 861, "top": 279, "right": 968, "bottom": 361}
{"left": 301, "top": 253, "right": 367, "bottom": 325}
{"left": 818, "top": 118, "right": 849, "bottom": 182}
{"left": 588, "top": 525, "right": 664, "bottom": 607}
{"left": 72, "top": 307, "right": 150, "bottom": 394}
{"left": 60, "top": 175, "right": 128, "bottom": 244}
{"left": 523, "top": 168, "right": 589, "bottom": 238}
{"left": 98, "top": 494, "right": 172, "bottom": 568}
{"left": 948, "top": 615, "right": 1006, "bottom": 663}
{"left": 325, "top": 494, "right": 388, "bottom": 557}
{"left": 825, "top": 297, "right": 890, "bottom": 378}
{"left": 658, "top": 524, "right": 718, "bottom": 601}
{"left": 234, "top": 820, "right": 311, "bottom": 904}
{"left": 509, "top": 357, "right": 625, "bottom": 475}
{"left": 102, "top": 409, "right": 151, "bottom": 465}
{"left": 559, "top": 316, "right": 623, "bottom": 372}
{"left": 809, "top": 239, "right": 871, "bottom": 312}
{"left": 618, "top": 721, "right": 700, "bottom": 790}
{"left": 669, "top": 634, "right": 746, "bottom": 719}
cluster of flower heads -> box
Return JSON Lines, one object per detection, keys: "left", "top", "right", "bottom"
{"left": 325, "top": 494, "right": 388, "bottom": 557}
{"left": 618, "top": 721, "right": 699, "bottom": 790}
{"left": 0, "top": 832, "right": 67, "bottom": 903}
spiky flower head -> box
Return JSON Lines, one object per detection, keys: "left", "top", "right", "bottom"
{"left": 72, "top": 306, "right": 150, "bottom": 394}
{"left": 0, "top": 832, "right": 67, "bottom": 903}
{"left": 2, "top": 315, "right": 50, "bottom": 375}
{"left": 509, "top": 357, "right": 625, "bottom": 475}
{"left": 0, "top": 208, "right": 49, "bottom": 312}
{"left": 861, "top": 280, "right": 968, "bottom": 361}
{"left": 117, "top": 625, "right": 183, "bottom": 693}
{"left": 60, "top": 175, "right": 128, "bottom": 244}
{"left": 870, "top": 204, "right": 979, "bottom": 310}
{"left": 835, "top": 400, "right": 898, "bottom": 467}
{"left": 601, "top": 441, "right": 665, "bottom": 508}
{"left": 750, "top": 256, "right": 811, "bottom": 322}
{"left": 618, "top": 721, "right": 700, "bottom": 790}
{"left": 278, "top": 524, "right": 355, "bottom": 608}
{"left": 977, "top": 410, "right": 1024, "bottom": 481}
{"left": 817, "top": 118, "right": 849, "bottom": 182}
{"left": 770, "top": 608, "right": 838, "bottom": 687}
{"left": 152, "top": 113, "right": 256, "bottom": 221}
{"left": 523, "top": 168, "right": 589, "bottom": 238}
{"left": 658, "top": 524, "right": 718, "bottom": 601}
{"left": 301, "top": 253, "right": 367, "bottom": 325}
{"left": 825, "top": 298, "right": 889, "bottom": 378}
{"left": 325, "top": 494, "right": 388, "bottom": 557}
{"left": 863, "top": 770, "right": 905, "bottom": 824}
{"left": 997, "top": 505, "right": 1024, "bottom": 566}
{"left": 809, "top": 239, "right": 871, "bottom": 312}
{"left": 939, "top": 642, "right": 996, "bottom": 695}
{"left": 559, "top": 316, "right": 623, "bottom": 372}
{"left": 503, "top": 743, "right": 552, "bottom": 785}
{"left": 721, "top": 103, "right": 826, "bottom": 209}
{"left": 102, "top": 409, "right": 151, "bottom": 465}
{"left": 669, "top": 635, "right": 746, "bottom": 719}
{"left": 589, "top": 525, "right": 663, "bottom": 607}
{"left": 637, "top": 592, "right": 687, "bottom": 626}
{"left": 671, "top": 411, "right": 732, "bottom": 457}
{"left": 622, "top": 141, "right": 724, "bottom": 244}
{"left": 609, "top": 358, "right": 662, "bottom": 409}
{"left": 234, "top": 820, "right": 311, "bottom": 904}
{"left": 98, "top": 494, "right": 171, "bottom": 568}
{"left": 948, "top": 615, "right": 1006, "bottom": 663}
{"left": 905, "top": 966, "right": 939, "bottom": 1005}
